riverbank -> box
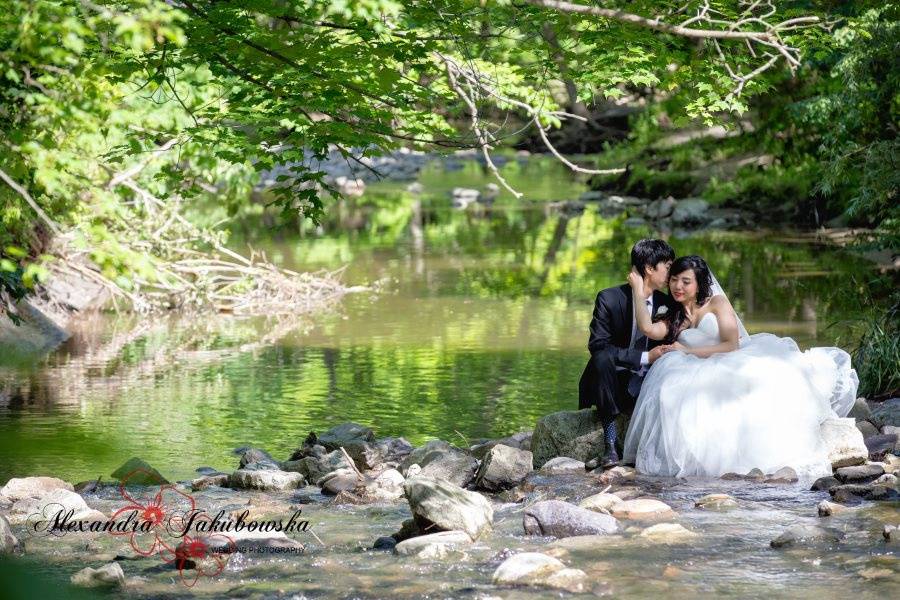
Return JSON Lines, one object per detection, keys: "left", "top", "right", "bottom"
{"left": 1, "top": 399, "right": 898, "bottom": 598}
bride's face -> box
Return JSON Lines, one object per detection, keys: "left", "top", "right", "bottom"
{"left": 669, "top": 269, "right": 698, "bottom": 304}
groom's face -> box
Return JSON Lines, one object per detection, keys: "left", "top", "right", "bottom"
{"left": 645, "top": 260, "right": 673, "bottom": 291}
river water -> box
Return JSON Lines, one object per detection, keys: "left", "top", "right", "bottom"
{"left": 1, "top": 156, "right": 896, "bottom": 597}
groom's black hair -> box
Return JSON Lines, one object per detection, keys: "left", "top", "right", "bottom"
{"left": 631, "top": 239, "right": 675, "bottom": 276}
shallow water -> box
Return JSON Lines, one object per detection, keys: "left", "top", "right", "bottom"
{"left": 1, "top": 156, "right": 896, "bottom": 598}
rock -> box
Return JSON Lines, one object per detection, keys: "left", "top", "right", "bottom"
{"left": 810, "top": 476, "right": 841, "bottom": 491}
{"left": 110, "top": 458, "right": 169, "bottom": 485}
{"left": 474, "top": 444, "right": 533, "bottom": 491}
{"left": 856, "top": 421, "right": 880, "bottom": 439}
{"left": 451, "top": 187, "right": 480, "bottom": 209}
{"left": 764, "top": 467, "right": 798, "bottom": 483}
{"left": 578, "top": 190, "right": 606, "bottom": 202}
{"left": 470, "top": 431, "right": 532, "bottom": 460}
{"left": 282, "top": 449, "right": 355, "bottom": 483}
{"left": 227, "top": 469, "right": 304, "bottom": 491}
{"left": 362, "top": 469, "right": 405, "bottom": 501}
{"left": 671, "top": 198, "right": 710, "bottom": 226}
{"left": 645, "top": 197, "right": 677, "bottom": 219}
{"left": 610, "top": 499, "right": 676, "bottom": 521}
{"left": 848, "top": 397, "right": 873, "bottom": 422}
{"left": 403, "top": 477, "right": 493, "bottom": 541}
{"left": 596, "top": 466, "right": 636, "bottom": 485}
{"left": 578, "top": 492, "right": 623, "bottom": 514}
{"left": 639, "top": 523, "right": 698, "bottom": 543}
{"left": 237, "top": 448, "right": 279, "bottom": 470}
{"left": 312, "top": 423, "right": 379, "bottom": 470}
{"left": 770, "top": 525, "right": 844, "bottom": 548}
{"left": 373, "top": 437, "right": 414, "bottom": 469}
{"left": 882, "top": 425, "right": 900, "bottom": 438}
{"left": 830, "top": 484, "right": 899, "bottom": 502}
{"left": 864, "top": 434, "right": 899, "bottom": 460}
{"left": 70, "top": 562, "right": 125, "bottom": 588}
{"left": 835, "top": 463, "right": 885, "bottom": 484}
{"left": 611, "top": 487, "right": 642, "bottom": 500}
{"left": 875, "top": 473, "right": 898, "bottom": 486}
{"left": 191, "top": 474, "right": 229, "bottom": 491}
{"left": 0, "top": 476, "right": 73, "bottom": 502}
{"left": 820, "top": 418, "right": 868, "bottom": 469}
{"left": 0, "top": 515, "right": 21, "bottom": 554}
{"left": 540, "top": 457, "right": 585, "bottom": 473}
{"left": 817, "top": 500, "right": 850, "bottom": 517}
{"left": 694, "top": 493, "right": 738, "bottom": 510}
{"left": 869, "top": 398, "right": 900, "bottom": 428}
{"left": 390, "top": 518, "right": 423, "bottom": 543}
{"left": 884, "top": 525, "right": 899, "bottom": 542}
{"left": 531, "top": 409, "right": 605, "bottom": 468}
{"left": 522, "top": 500, "right": 618, "bottom": 538}
{"left": 7, "top": 488, "right": 106, "bottom": 525}
{"left": 492, "top": 552, "right": 587, "bottom": 593}
{"left": 393, "top": 530, "right": 472, "bottom": 557}
{"left": 372, "top": 536, "right": 397, "bottom": 551}
{"left": 317, "top": 470, "right": 359, "bottom": 495}
{"left": 408, "top": 447, "right": 478, "bottom": 488}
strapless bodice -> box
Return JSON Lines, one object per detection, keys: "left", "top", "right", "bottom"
{"left": 677, "top": 312, "right": 720, "bottom": 348}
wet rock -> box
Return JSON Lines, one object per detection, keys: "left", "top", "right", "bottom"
{"left": 373, "top": 437, "right": 414, "bottom": 469}
{"left": 848, "top": 397, "right": 873, "bottom": 422}
{"left": 451, "top": 187, "right": 480, "bottom": 209}
{"left": 835, "top": 463, "right": 885, "bottom": 484}
{"left": 404, "top": 476, "right": 493, "bottom": 541}
{"left": 531, "top": 409, "right": 605, "bottom": 468}
{"left": 645, "top": 197, "right": 677, "bottom": 219}
{"left": 492, "top": 552, "right": 587, "bottom": 593}
{"left": 611, "top": 487, "right": 642, "bottom": 500}
{"left": 596, "top": 466, "right": 637, "bottom": 485}
{"left": 639, "top": 523, "right": 698, "bottom": 543}
{"left": 318, "top": 470, "right": 359, "bottom": 495}
{"left": 394, "top": 530, "right": 472, "bottom": 557}
{"left": 764, "top": 467, "right": 798, "bottom": 483}
{"left": 540, "top": 457, "right": 586, "bottom": 473}
{"left": 671, "top": 198, "right": 710, "bottom": 226}
{"left": 611, "top": 499, "right": 676, "bottom": 521}
{"left": 695, "top": 493, "right": 738, "bottom": 510}
{"left": 770, "top": 525, "right": 844, "bottom": 548}
{"left": 869, "top": 397, "right": 900, "bottom": 428}
{"left": 578, "top": 492, "right": 623, "bottom": 514}
{"left": 282, "top": 449, "right": 356, "bottom": 483}
{"left": 237, "top": 448, "right": 279, "bottom": 470}
{"left": 399, "top": 440, "right": 478, "bottom": 487}
{"left": 522, "top": 500, "right": 619, "bottom": 538}
{"left": 309, "top": 423, "right": 380, "bottom": 470}
{"left": 0, "top": 476, "right": 73, "bottom": 502}
{"left": 0, "top": 515, "right": 21, "bottom": 554}
{"left": 820, "top": 418, "right": 868, "bottom": 469}
{"left": 884, "top": 525, "right": 899, "bottom": 542}
{"left": 856, "top": 421, "right": 880, "bottom": 439}
{"left": 73, "top": 479, "right": 102, "bottom": 494}
{"left": 110, "top": 458, "right": 169, "bottom": 485}
{"left": 810, "top": 476, "right": 841, "bottom": 491}
{"left": 391, "top": 518, "right": 423, "bottom": 543}
{"left": 372, "top": 536, "right": 396, "bottom": 551}
{"left": 70, "top": 562, "right": 125, "bottom": 588}
{"left": 875, "top": 473, "right": 898, "bottom": 486}
{"left": 474, "top": 444, "right": 533, "bottom": 491}
{"left": 830, "top": 484, "right": 899, "bottom": 502}
{"left": 191, "top": 474, "right": 229, "bottom": 491}
{"left": 470, "top": 431, "right": 532, "bottom": 460}
{"left": 7, "top": 488, "right": 106, "bottom": 525}
{"left": 864, "top": 434, "right": 899, "bottom": 461}
{"left": 227, "top": 469, "right": 304, "bottom": 491}
{"left": 817, "top": 500, "right": 850, "bottom": 517}
{"left": 361, "top": 468, "right": 405, "bottom": 501}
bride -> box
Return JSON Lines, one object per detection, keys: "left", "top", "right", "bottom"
{"left": 622, "top": 255, "right": 858, "bottom": 481}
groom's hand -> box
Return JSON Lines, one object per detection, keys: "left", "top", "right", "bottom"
{"left": 648, "top": 345, "right": 674, "bottom": 364}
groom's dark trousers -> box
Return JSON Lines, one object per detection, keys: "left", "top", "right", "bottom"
{"left": 578, "top": 284, "right": 672, "bottom": 421}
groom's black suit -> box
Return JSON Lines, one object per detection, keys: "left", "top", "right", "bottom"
{"left": 578, "top": 284, "right": 674, "bottom": 420}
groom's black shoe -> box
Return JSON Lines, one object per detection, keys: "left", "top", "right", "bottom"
{"left": 599, "top": 445, "right": 620, "bottom": 469}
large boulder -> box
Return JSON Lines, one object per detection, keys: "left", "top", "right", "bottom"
{"left": 492, "top": 552, "right": 587, "bottom": 593}
{"left": 403, "top": 476, "right": 493, "bottom": 541}
{"left": 531, "top": 409, "right": 605, "bottom": 468}
{"left": 870, "top": 398, "right": 900, "bottom": 429}
{"left": 282, "top": 449, "right": 355, "bottom": 482}
{"left": 474, "top": 444, "right": 533, "bottom": 491}
{"left": 110, "top": 458, "right": 169, "bottom": 485}
{"left": 820, "top": 418, "right": 868, "bottom": 469}
{"left": 0, "top": 515, "right": 21, "bottom": 554}
{"left": 361, "top": 469, "right": 406, "bottom": 501}
{"left": 70, "top": 563, "right": 125, "bottom": 588}
{"left": 0, "top": 476, "right": 73, "bottom": 503}
{"left": 400, "top": 441, "right": 478, "bottom": 488}
{"left": 314, "top": 423, "right": 380, "bottom": 470}
{"left": 522, "top": 500, "right": 619, "bottom": 538}
{"left": 227, "top": 469, "right": 304, "bottom": 491}
{"left": 835, "top": 464, "right": 885, "bottom": 484}
{"left": 7, "top": 488, "right": 106, "bottom": 526}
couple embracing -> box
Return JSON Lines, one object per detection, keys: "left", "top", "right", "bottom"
{"left": 579, "top": 239, "right": 858, "bottom": 480}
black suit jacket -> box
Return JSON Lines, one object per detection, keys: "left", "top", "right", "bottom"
{"left": 578, "top": 284, "right": 674, "bottom": 410}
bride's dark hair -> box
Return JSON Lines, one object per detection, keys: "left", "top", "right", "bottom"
{"left": 663, "top": 255, "right": 714, "bottom": 343}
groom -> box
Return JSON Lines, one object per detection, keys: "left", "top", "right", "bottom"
{"left": 578, "top": 239, "right": 676, "bottom": 467}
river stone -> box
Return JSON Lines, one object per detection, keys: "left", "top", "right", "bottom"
{"left": 835, "top": 463, "right": 885, "bottom": 484}
{"left": 645, "top": 197, "right": 677, "bottom": 219}
{"left": 492, "top": 552, "right": 587, "bottom": 593}
{"left": 820, "top": 418, "right": 868, "bottom": 468}
{"left": 70, "top": 562, "right": 125, "bottom": 588}
{"left": 0, "top": 476, "right": 73, "bottom": 502}
{"left": 671, "top": 198, "right": 710, "bottom": 226}
{"left": 228, "top": 469, "right": 304, "bottom": 491}
{"left": 770, "top": 525, "right": 844, "bottom": 548}
{"left": 578, "top": 492, "right": 623, "bottom": 514}
{"left": 875, "top": 473, "right": 897, "bottom": 486}
{"left": 110, "top": 457, "right": 169, "bottom": 485}
{"left": 282, "top": 449, "right": 355, "bottom": 482}
{"left": 8, "top": 488, "right": 106, "bottom": 525}
{"left": 362, "top": 468, "right": 405, "bottom": 501}
{"left": 474, "top": 444, "right": 533, "bottom": 491}
{"left": 765, "top": 467, "right": 799, "bottom": 483}
{"left": 523, "top": 500, "right": 619, "bottom": 538}
{"left": 531, "top": 409, "right": 605, "bottom": 468}
{"left": 470, "top": 431, "right": 532, "bottom": 460}
{"left": 811, "top": 476, "right": 841, "bottom": 491}
{"left": 373, "top": 437, "right": 415, "bottom": 469}
{"left": 639, "top": 523, "right": 698, "bottom": 543}
{"left": 856, "top": 421, "right": 880, "bottom": 439}
{"left": 400, "top": 440, "right": 455, "bottom": 474}
{"left": 0, "top": 515, "right": 21, "bottom": 554}
{"left": 848, "top": 397, "right": 873, "bottom": 422}
{"left": 394, "top": 530, "right": 472, "bottom": 557}
{"left": 869, "top": 398, "right": 900, "bottom": 428}
{"left": 830, "top": 484, "right": 899, "bottom": 502}
{"left": 817, "top": 500, "right": 851, "bottom": 517}
{"left": 884, "top": 525, "right": 899, "bottom": 542}
{"left": 611, "top": 499, "right": 675, "bottom": 521}
{"left": 695, "top": 493, "right": 738, "bottom": 510}
{"left": 596, "top": 466, "right": 637, "bottom": 486}
{"left": 540, "top": 457, "right": 586, "bottom": 473}
{"left": 864, "top": 434, "right": 899, "bottom": 460}
{"left": 318, "top": 470, "right": 359, "bottom": 495}
{"left": 412, "top": 448, "right": 479, "bottom": 488}
{"left": 236, "top": 448, "right": 279, "bottom": 470}
{"left": 191, "top": 474, "right": 229, "bottom": 491}
{"left": 404, "top": 476, "right": 493, "bottom": 541}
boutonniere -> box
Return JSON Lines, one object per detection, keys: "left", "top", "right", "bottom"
{"left": 655, "top": 305, "right": 668, "bottom": 316}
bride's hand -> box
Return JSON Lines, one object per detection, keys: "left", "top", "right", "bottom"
{"left": 670, "top": 341, "right": 689, "bottom": 353}
{"left": 627, "top": 267, "right": 644, "bottom": 293}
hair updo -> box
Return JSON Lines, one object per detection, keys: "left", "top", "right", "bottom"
{"left": 663, "top": 255, "right": 714, "bottom": 343}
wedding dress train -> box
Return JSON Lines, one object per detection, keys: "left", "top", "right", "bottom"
{"left": 623, "top": 311, "right": 858, "bottom": 481}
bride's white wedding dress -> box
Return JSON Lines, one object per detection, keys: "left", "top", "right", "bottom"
{"left": 623, "top": 309, "right": 858, "bottom": 481}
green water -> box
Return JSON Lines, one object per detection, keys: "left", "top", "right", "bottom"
{"left": 0, "top": 157, "right": 882, "bottom": 484}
